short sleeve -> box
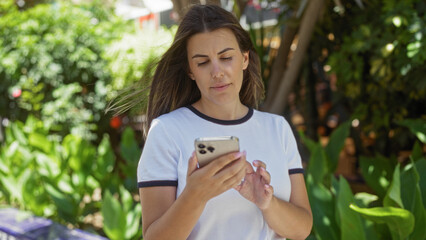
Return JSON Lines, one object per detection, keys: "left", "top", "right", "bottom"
{"left": 137, "top": 119, "right": 180, "bottom": 188}
{"left": 282, "top": 118, "right": 304, "bottom": 175}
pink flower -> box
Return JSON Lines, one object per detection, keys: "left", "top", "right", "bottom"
{"left": 12, "top": 89, "right": 22, "bottom": 98}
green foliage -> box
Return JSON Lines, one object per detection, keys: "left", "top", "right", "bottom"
{"left": 105, "top": 27, "right": 175, "bottom": 96}
{"left": 0, "top": 0, "right": 17, "bottom": 15}
{"left": 397, "top": 118, "right": 426, "bottom": 144}
{"left": 359, "top": 155, "right": 395, "bottom": 199}
{"left": 0, "top": 2, "right": 126, "bottom": 140}
{"left": 325, "top": 0, "right": 426, "bottom": 155}
{"left": 301, "top": 122, "right": 350, "bottom": 239}
{"left": 101, "top": 186, "right": 141, "bottom": 240}
{"left": 336, "top": 178, "right": 366, "bottom": 240}
{"left": 303, "top": 119, "right": 425, "bottom": 239}
{"left": 400, "top": 160, "right": 426, "bottom": 240}
{"left": 120, "top": 127, "right": 142, "bottom": 192}
{"left": 350, "top": 205, "right": 415, "bottom": 240}
{"left": 301, "top": 120, "right": 351, "bottom": 184}
{"left": 0, "top": 117, "right": 142, "bottom": 239}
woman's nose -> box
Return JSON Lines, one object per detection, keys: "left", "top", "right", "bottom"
{"left": 211, "top": 61, "right": 224, "bottom": 79}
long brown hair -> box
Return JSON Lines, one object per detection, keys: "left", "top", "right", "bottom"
{"left": 147, "top": 5, "right": 264, "bottom": 129}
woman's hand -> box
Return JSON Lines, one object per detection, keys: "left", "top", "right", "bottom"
{"left": 234, "top": 160, "right": 273, "bottom": 210}
{"left": 184, "top": 151, "right": 248, "bottom": 204}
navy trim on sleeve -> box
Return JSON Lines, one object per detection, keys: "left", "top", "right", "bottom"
{"left": 289, "top": 168, "right": 304, "bottom": 175}
{"left": 138, "top": 180, "right": 178, "bottom": 188}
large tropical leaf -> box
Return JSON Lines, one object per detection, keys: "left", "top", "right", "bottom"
{"left": 383, "top": 165, "right": 404, "bottom": 208}
{"left": 359, "top": 155, "right": 395, "bottom": 199}
{"left": 306, "top": 174, "right": 339, "bottom": 240}
{"left": 325, "top": 121, "right": 351, "bottom": 173}
{"left": 350, "top": 205, "right": 415, "bottom": 240}
{"left": 415, "top": 159, "right": 426, "bottom": 207}
{"left": 397, "top": 119, "right": 426, "bottom": 143}
{"left": 101, "top": 191, "right": 127, "bottom": 240}
{"left": 400, "top": 160, "right": 426, "bottom": 240}
{"left": 336, "top": 177, "right": 366, "bottom": 240}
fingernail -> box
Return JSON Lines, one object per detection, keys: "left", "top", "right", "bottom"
{"left": 253, "top": 160, "right": 259, "bottom": 165}
{"left": 191, "top": 151, "right": 195, "bottom": 158}
{"left": 234, "top": 152, "right": 243, "bottom": 158}
{"left": 261, "top": 167, "right": 266, "bottom": 172}
{"left": 264, "top": 184, "right": 270, "bottom": 189}
{"left": 242, "top": 150, "right": 247, "bottom": 156}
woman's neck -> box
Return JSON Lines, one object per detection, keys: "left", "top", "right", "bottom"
{"left": 192, "top": 100, "right": 248, "bottom": 121}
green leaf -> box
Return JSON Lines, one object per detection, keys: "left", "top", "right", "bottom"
{"left": 325, "top": 121, "right": 351, "bottom": 173}
{"left": 307, "top": 145, "right": 328, "bottom": 183}
{"left": 34, "top": 152, "right": 60, "bottom": 178}
{"left": 306, "top": 174, "right": 340, "bottom": 240}
{"left": 410, "top": 141, "right": 423, "bottom": 162}
{"left": 299, "top": 130, "right": 319, "bottom": 154}
{"left": 28, "top": 132, "right": 51, "bottom": 153}
{"left": 397, "top": 119, "right": 426, "bottom": 144}
{"left": 120, "top": 185, "right": 133, "bottom": 213}
{"left": 120, "top": 127, "right": 141, "bottom": 164}
{"left": 359, "top": 155, "right": 395, "bottom": 199}
{"left": 101, "top": 191, "right": 126, "bottom": 240}
{"left": 350, "top": 205, "right": 415, "bottom": 240}
{"left": 10, "top": 122, "right": 27, "bottom": 145}
{"left": 45, "top": 184, "right": 77, "bottom": 223}
{"left": 401, "top": 161, "right": 426, "bottom": 240}
{"left": 383, "top": 165, "right": 404, "bottom": 208}
{"left": 337, "top": 177, "right": 366, "bottom": 240}
{"left": 0, "top": 169, "right": 31, "bottom": 204}
{"left": 415, "top": 159, "right": 426, "bottom": 207}
{"left": 125, "top": 204, "right": 141, "bottom": 239}
{"left": 62, "top": 134, "right": 96, "bottom": 172}
{"left": 95, "top": 134, "right": 116, "bottom": 181}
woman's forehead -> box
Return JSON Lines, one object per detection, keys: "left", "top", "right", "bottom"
{"left": 187, "top": 28, "right": 240, "bottom": 55}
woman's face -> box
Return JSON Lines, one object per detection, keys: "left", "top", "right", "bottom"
{"left": 187, "top": 28, "right": 249, "bottom": 107}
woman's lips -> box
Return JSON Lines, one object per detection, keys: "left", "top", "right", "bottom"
{"left": 211, "top": 83, "right": 231, "bottom": 91}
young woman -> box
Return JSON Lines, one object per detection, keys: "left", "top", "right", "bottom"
{"left": 137, "top": 4, "right": 312, "bottom": 240}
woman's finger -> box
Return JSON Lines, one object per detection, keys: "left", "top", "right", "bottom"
{"left": 206, "top": 151, "right": 244, "bottom": 176}
{"left": 264, "top": 184, "right": 274, "bottom": 196}
{"left": 253, "top": 160, "right": 266, "bottom": 169}
{"left": 259, "top": 167, "right": 271, "bottom": 184}
{"left": 187, "top": 151, "right": 198, "bottom": 177}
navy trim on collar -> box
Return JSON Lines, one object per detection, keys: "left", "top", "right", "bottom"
{"left": 186, "top": 105, "right": 253, "bottom": 125}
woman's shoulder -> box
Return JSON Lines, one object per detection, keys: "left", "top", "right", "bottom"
{"left": 253, "top": 109, "right": 287, "bottom": 123}
{"left": 152, "top": 107, "right": 192, "bottom": 125}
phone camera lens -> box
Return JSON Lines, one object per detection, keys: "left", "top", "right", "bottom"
{"left": 207, "top": 146, "right": 215, "bottom": 153}
{"left": 198, "top": 144, "right": 206, "bottom": 149}
{"left": 199, "top": 150, "right": 207, "bottom": 154}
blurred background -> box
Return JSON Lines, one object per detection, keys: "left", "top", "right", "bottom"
{"left": 0, "top": 0, "right": 425, "bottom": 239}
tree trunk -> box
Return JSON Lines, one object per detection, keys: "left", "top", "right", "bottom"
{"left": 265, "top": 0, "right": 325, "bottom": 115}
{"left": 261, "top": 16, "right": 298, "bottom": 110}
{"left": 171, "top": 0, "right": 221, "bottom": 21}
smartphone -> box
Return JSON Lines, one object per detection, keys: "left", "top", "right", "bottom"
{"left": 194, "top": 136, "right": 240, "bottom": 168}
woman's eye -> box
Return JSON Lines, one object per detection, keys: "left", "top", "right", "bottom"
{"left": 197, "top": 61, "right": 209, "bottom": 66}
{"left": 221, "top": 57, "right": 232, "bottom": 61}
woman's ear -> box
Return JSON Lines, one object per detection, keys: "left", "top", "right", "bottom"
{"left": 188, "top": 72, "right": 195, "bottom": 80}
{"left": 242, "top": 51, "right": 249, "bottom": 70}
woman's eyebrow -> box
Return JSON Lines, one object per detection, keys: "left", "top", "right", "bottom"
{"left": 191, "top": 47, "right": 235, "bottom": 59}
{"left": 217, "top": 47, "right": 235, "bottom": 55}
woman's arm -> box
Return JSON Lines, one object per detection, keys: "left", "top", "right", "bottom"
{"left": 140, "top": 151, "right": 248, "bottom": 240}
{"left": 140, "top": 186, "right": 205, "bottom": 240}
{"left": 261, "top": 174, "right": 313, "bottom": 239}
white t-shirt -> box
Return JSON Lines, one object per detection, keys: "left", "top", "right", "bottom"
{"left": 137, "top": 106, "right": 304, "bottom": 240}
